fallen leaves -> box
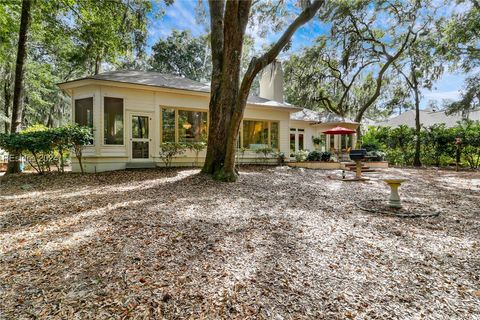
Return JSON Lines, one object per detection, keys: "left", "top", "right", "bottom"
{"left": 0, "top": 166, "right": 479, "bottom": 319}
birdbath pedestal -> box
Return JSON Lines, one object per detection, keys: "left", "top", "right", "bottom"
{"left": 383, "top": 179, "right": 407, "bottom": 208}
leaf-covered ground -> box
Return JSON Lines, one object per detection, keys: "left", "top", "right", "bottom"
{"left": 0, "top": 166, "right": 479, "bottom": 319}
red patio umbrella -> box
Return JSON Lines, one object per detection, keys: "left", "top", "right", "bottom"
{"left": 323, "top": 126, "right": 356, "bottom": 135}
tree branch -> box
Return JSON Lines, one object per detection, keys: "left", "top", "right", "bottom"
{"left": 239, "top": 0, "right": 325, "bottom": 101}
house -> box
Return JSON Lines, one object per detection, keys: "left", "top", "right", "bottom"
{"left": 58, "top": 62, "right": 359, "bottom": 173}
{"left": 375, "top": 108, "right": 480, "bottom": 128}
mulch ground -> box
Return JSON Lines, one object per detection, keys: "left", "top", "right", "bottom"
{"left": 0, "top": 166, "right": 479, "bottom": 319}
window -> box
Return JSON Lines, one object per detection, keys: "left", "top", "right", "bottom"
{"left": 132, "top": 115, "right": 149, "bottom": 139}
{"left": 161, "top": 107, "right": 208, "bottom": 143}
{"left": 104, "top": 97, "right": 124, "bottom": 145}
{"left": 299, "top": 133, "right": 304, "bottom": 150}
{"left": 271, "top": 122, "right": 279, "bottom": 149}
{"left": 161, "top": 108, "right": 175, "bottom": 143}
{"left": 242, "top": 120, "right": 279, "bottom": 150}
{"left": 74, "top": 97, "right": 93, "bottom": 144}
{"left": 290, "top": 132, "right": 295, "bottom": 156}
{"left": 74, "top": 97, "right": 93, "bottom": 128}
{"left": 341, "top": 134, "right": 351, "bottom": 150}
{"left": 178, "top": 110, "right": 208, "bottom": 143}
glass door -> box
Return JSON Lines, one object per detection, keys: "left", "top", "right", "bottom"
{"left": 130, "top": 114, "right": 151, "bottom": 160}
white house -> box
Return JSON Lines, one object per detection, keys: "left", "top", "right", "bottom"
{"left": 375, "top": 108, "right": 480, "bottom": 128}
{"left": 59, "top": 62, "right": 359, "bottom": 173}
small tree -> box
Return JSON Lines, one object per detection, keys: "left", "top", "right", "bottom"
{"left": 186, "top": 142, "right": 207, "bottom": 167}
{"left": 159, "top": 142, "right": 186, "bottom": 168}
{"left": 65, "top": 125, "right": 93, "bottom": 174}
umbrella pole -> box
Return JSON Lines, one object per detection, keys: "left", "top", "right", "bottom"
{"left": 355, "top": 160, "right": 362, "bottom": 179}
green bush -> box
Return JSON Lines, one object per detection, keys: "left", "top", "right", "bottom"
{"left": 321, "top": 151, "right": 331, "bottom": 162}
{"left": 186, "top": 142, "right": 206, "bottom": 166}
{"left": 363, "top": 120, "right": 480, "bottom": 168}
{"left": 159, "top": 142, "right": 187, "bottom": 167}
{"left": 0, "top": 124, "right": 92, "bottom": 174}
{"left": 306, "top": 150, "right": 322, "bottom": 161}
{"left": 255, "top": 146, "right": 274, "bottom": 163}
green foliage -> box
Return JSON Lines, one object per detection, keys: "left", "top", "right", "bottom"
{"left": 321, "top": 151, "right": 332, "bottom": 162}
{"left": 159, "top": 142, "right": 187, "bottom": 167}
{"left": 186, "top": 141, "right": 206, "bottom": 166}
{"left": 150, "top": 30, "right": 211, "bottom": 82}
{"left": 307, "top": 150, "right": 322, "bottom": 161}
{"left": 306, "top": 150, "right": 332, "bottom": 162}
{"left": 255, "top": 146, "right": 274, "bottom": 163}
{"left": 445, "top": 74, "right": 480, "bottom": 116}
{"left": 0, "top": 124, "right": 92, "bottom": 174}
{"left": 274, "top": 152, "right": 286, "bottom": 165}
{"left": 312, "top": 136, "right": 323, "bottom": 146}
{"left": 364, "top": 121, "right": 480, "bottom": 169}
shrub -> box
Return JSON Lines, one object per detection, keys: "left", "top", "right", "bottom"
{"left": 65, "top": 125, "right": 93, "bottom": 174}
{"left": 0, "top": 124, "right": 92, "bottom": 174}
{"left": 186, "top": 142, "right": 206, "bottom": 166}
{"left": 307, "top": 150, "right": 322, "bottom": 161}
{"left": 293, "top": 150, "right": 309, "bottom": 162}
{"left": 255, "top": 146, "right": 274, "bottom": 163}
{"left": 274, "top": 152, "right": 286, "bottom": 165}
{"left": 321, "top": 151, "right": 332, "bottom": 162}
{"left": 159, "top": 142, "right": 186, "bottom": 167}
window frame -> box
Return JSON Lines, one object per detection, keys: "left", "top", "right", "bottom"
{"left": 160, "top": 106, "right": 209, "bottom": 144}
{"left": 73, "top": 96, "right": 95, "bottom": 145}
{"left": 240, "top": 119, "right": 280, "bottom": 151}
{"left": 102, "top": 96, "right": 125, "bottom": 146}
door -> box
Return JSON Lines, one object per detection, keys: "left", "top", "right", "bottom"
{"left": 130, "top": 114, "right": 152, "bottom": 161}
{"left": 290, "top": 128, "right": 305, "bottom": 157}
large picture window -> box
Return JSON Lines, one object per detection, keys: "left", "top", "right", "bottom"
{"left": 104, "top": 97, "right": 124, "bottom": 145}
{"left": 74, "top": 97, "right": 93, "bottom": 144}
{"left": 178, "top": 110, "right": 208, "bottom": 143}
{"left": 242, "top": 120, "right": 279, "bottom": 150}
{"left": 161, "top": 108, "right": 175, "bottom": 143}
{"left": 74, "top": 97, "right": 93, "bottom": 128}
{"left": 161, "top": 107, "right": 208, "bottom": 143}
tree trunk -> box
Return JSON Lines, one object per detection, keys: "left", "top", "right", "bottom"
{"left": 202, "top": 0, "right": 324, "bottom": 181}
{"left": 3, "top": 64, "right": 12, "bottom": 133}
{"left": 7, "top": 0, "right": 32, "bottom": 174}
{"left": 201, "top": 0, "right": 251, "bottom": 182}
{"left": 412, "top": 67, "right": 422, "bottom": 167}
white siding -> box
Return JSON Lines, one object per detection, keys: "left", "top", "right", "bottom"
{"left": 70, "top": 84, "right": 294, "bottom": 172}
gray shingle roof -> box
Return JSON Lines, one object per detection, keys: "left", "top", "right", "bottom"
{"left": 90, "top": 70, "right": 211, "bottom": 93}
{"left": 290, "top": 108, "right": 356, "bottom": 123}
{"left": 375, "top": 109, "right": 480, "bottom": 128}
{"left": 60, "top": 70, "right": 299, "bottom": 110}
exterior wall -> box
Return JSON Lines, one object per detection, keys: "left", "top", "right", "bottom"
{"left": 288, "top": 121, "right": 360, "bottom": 154}
{"left": 70, "top": 84, "right": 293, "bottom": 172}
{"left": 290, "top": 120, "right": 316, "bottom": 152}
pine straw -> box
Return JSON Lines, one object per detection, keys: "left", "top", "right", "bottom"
{"left": 0, "top": 166, "right": 479, "bottom": 319}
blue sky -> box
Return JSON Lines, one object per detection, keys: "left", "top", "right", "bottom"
{"left": 146, "top": 0, "right": 467, "bottom": 109}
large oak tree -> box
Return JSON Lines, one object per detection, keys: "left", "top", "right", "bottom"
{"left": 202, "top": 0, "right": 324, "bottom": 182}
{"left": 7, "top": 0, "right": 32, "bottom": 174}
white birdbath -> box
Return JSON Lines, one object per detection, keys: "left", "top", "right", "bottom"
{"left": 383, "top": 179, "right": 407, "bottom": 208}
